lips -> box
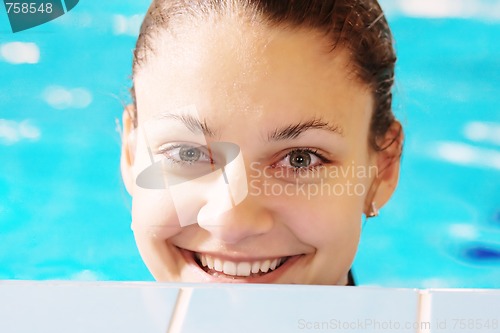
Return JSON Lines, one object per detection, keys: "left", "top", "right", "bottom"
{"left": 178, "top": 247, "right": 300, "bottom": 282}
{"left": 194, "top": 252, "right": 289, "bottom": 277}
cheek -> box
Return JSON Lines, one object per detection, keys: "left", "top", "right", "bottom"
{"left": 131, "top": 187, "right": 183, "bottom": 239}
{"left": 271, "top": 191, "right": 363, "bottom": 249}
{"left": 129, "top": 132, "right": 187, "bottom": 239}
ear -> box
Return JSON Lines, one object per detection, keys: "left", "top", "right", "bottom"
{"left": 364, "top": 121, "right": 403, "bottom": 215}
{"left": 120, "top": 105, "right": 137, "bottom": 195}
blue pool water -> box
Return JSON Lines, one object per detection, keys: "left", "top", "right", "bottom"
{"left": 1, "top": 1, "right": 499, "bottom": 287}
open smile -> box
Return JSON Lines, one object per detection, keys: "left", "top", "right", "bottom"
{"left": 178, "top": 247, "right": 303, "bottom": 283}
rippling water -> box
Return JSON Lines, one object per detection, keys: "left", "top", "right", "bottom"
{"left": 1, "top": 1, "right": 499, "bottom": 287}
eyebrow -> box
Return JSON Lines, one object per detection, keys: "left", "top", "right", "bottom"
{"left": 155, "top": 113, "right": 343, "bottom": 141}
{"left": 156, "top": 113, "right": 216, "bottom": 137}
{"left": 267, "top": 118, "right": 344, "bottom": 141}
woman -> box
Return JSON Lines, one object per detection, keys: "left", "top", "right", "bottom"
{"left": 120, "top": 0, "right": 403, "bottom": 285}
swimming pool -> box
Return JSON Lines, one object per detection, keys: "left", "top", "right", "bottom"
{"left": 1, "top": 0, "right": 499, "bottom": 287}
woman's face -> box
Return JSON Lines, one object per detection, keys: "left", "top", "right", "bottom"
{"left": 123, "top": 19, "right": 390, "bottom": 285}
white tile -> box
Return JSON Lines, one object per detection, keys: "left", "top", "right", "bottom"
{"left": 0, "top": 281, "right": 179, "bottom": 333}
{"left": 178, "top": 284, "right": 420, "bottom": 333}
{"left": 421, "top": 289, "right": 500, "bottom": 333}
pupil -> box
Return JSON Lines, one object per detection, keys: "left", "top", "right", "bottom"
{"left": 290, "top": 151, "right": 311, "bottom": 168}
{"left": 179, "top": 147, "right": 201, "bottom": 162}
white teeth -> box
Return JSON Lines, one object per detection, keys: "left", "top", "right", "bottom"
{"left": 236, "top": 262, "right": 251, "bottom": 277}
{"left": 214, "top": 258, "right": 223, "bottom": 272}
{"left": 223, "top": 261, "right": 237, "bottom": 276}
{"left": 195, "top": 253, "right": 286, "bottom": 277}
{"left": 260, "top": 260, "right": 271, "bottom": 273}
{"left": 206, "top": 255, "right": 214, "bottom": 270}
{"left": 270, "top": 258, "right": 278, "bottom": 270}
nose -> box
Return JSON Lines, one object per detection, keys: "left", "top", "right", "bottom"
{"left": 197, "top": 195, "right": 274, "bottom": 244}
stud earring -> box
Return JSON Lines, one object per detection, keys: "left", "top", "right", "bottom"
{"left": 367, "top": 202, "right": 379, "bottom": 218}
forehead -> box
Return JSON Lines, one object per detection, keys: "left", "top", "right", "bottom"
{"left": 133, "top": 17, "right": 371, "bottom": 130}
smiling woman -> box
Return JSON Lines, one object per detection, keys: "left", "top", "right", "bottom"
{"left": 120, "top": 0, "right": 403, "bottom": 285}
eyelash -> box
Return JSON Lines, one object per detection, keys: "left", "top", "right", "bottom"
{"left": 157, "top": 143, "right": 212, "bottom": 166}
{"left": 157, "top": 144, "right": 332, "bottom": 175}
{"left": 275, "top": 148, "right": 332, "bottom": 175}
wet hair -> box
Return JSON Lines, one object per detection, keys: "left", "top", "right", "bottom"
{"left": 130, "top": 0, "right": 398, "bottom": 151}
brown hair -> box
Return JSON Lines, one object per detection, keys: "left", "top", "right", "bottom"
{"left": 130, "top": 0, "right": 398, "bottom": 151}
